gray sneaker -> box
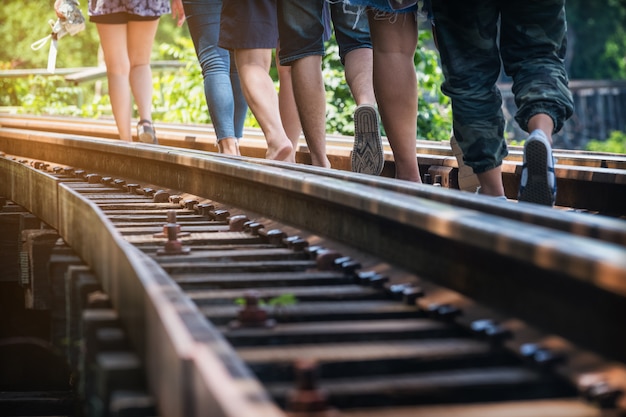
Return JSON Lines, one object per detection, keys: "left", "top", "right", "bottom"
{"left": 518, "top": 129, "right": 556, "bottom": 206}
{"left": 352, "top": 104, "right": 384, "bottom": 176}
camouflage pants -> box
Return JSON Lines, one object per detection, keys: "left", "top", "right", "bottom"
{"left": 432, "top": 0, "right": 574, "bottom": 174}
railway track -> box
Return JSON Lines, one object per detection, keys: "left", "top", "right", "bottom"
{"left": 1, "top": 120, "right": 626, "bottom": 416}
{"left": 1, "top": 113, "right": 625, "bottom": 215}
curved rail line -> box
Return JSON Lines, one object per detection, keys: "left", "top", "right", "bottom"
{"left": 1, "top": 126, "right": 626, "bottom": 415}
{"left": 1, "top": 113, "right": 625, "bottom": 215}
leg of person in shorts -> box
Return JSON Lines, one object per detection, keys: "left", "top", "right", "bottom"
{"left": 219, "top": 0, "right": 294, "bottom": 162}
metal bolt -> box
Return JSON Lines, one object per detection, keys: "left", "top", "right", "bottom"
{"left": 229, "top": 215, "right": 249, "bottom": 231}
{"left": 157, "top": 223, "right": 190, "bottom": 256}
{"left": 315, "top": 249, "right": 342, "bottom": 271}
{"left": 153, "top": 190, "right": 170, "bottom": 203}
{"left": 229, "top": 291, "right": 275, "bottom": 329}
{"left": 286, "top": 359, "right": 332, "bottom": 414}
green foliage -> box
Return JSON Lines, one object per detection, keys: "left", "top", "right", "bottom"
{"left": 565, "top": 0, "right": 626, "bottom": 79}
{"left": 586, "top": 130, "right": 626, "bottom": 154}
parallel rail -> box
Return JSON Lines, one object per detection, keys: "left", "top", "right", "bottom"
{"left": 1, "top": 124, "right": 626, "bottom": 415}
{"left": 1, "top": 113, "right": 625, "bottom": 215}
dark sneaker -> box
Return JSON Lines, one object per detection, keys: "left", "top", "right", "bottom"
{"left": 137, "top": 119, "right": 158, "bottom": 144}
{"left": 450, "top": 134, "right": 481, "bottom": 192}
{"left": 352, "top": 104, "right": 384, "bottom": 175}
{"left": 518, "top": 129, "right": 556, "bottom": 206}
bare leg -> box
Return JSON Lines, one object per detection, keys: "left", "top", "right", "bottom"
{"left": 344, "top": 47, "right": 376, "bottom": 106}
{"left": 291, "top": 55, "right": 331, "bottom": 168}
{"left": 477, "top": 167, "right": 505, "bottom": 196}
{"left": 527, "top": 113, "right": 555, "bottom": 144}
{"left": 368, "top": 13, "right": 420, "bottom": 181}
{"left": 218, "top": 137, "right": 240, "bottom": 155}
{"left": 235, "top": 49, "right": 294, "bottom": 162}
{"left": 97, "top": 23, "right": 132, "bottom": 142}
{"left": 277, "top": 55, "right": 301, "bottom": 159}
{"left": 127, "top": 19, "right": 159, "bottom": 128}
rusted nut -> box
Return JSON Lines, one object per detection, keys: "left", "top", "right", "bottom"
{"left": 74, "top": 169, "right": 86, "bottom": 178}
{"left": 32, "top": 161, "right": 44, "bottom": 169}
{"left": 63, "top": 167, "right": 74, "bottom": 175}
{"left": 211, "top": 209, "right": 230, "bottom": 221}
{"left": 403, "top": 286, "right": 424, "bottom": 305}
{"left": 156, "top": 223, "right": 190, "bottom": 256}
{"left": 229, "top": 291, "right": 275, "bottom": 329}
{"left": 113, "top": 179, "right": 126, "bottom": 188}
{"left": 304, "top": 245, "right": 324, "bottom": 259}
{"left": 427, "top": 303, "right": 462, "bottom": 320}
{"left": 142, "top": 188, "right": 155, "bottom": 197}
{"left": 287, "top": 359, "right": 332, "bottom": 414}
{"left": 286, "top": 238, "right": 309, "bottom": 252}
{"left": 244, "top": 222, "right": 265, "bottom": 235}
{"left": 356, "top": 271, "right": 389, "bottom": 287}
{"left": 184, "top": 199, "right": 198, "bottom": 210}
{"left": 153, "top": 190, "right": 170, "bottom": 203}
{"left": 387, "top": 284, "right": 412, "bottom": 300}
{"left": 126, "top": 184, "right": 140, "bottom": 194}
{"left": 53, "top": 166, "right": 63, "bottom": 174}
{"left": 333, "top": 256, "right": 351, "bottom": 269}
{"left": 258, "top": 229, "right": 286, "bottom": 245}
{"left": 315, "top": 249, "right": 342, "bottom": 271}
{"left": 197, "top": 203, "right": 215, "bottom": 217}
{"left": 339, "top": 259, "right": 361, "bottom": 274}
{"left": 229, "top": 215, "right": 249, "bottom": 232}
{"left": 86, "top": 174, "right": 102, "bottom": 184}
{"left": 101, "top": 177, "right": 113, "bottom": 185}
{"left": 582, "top": 381, "right": 624, "bottom": 409}
{"left": 520, "top": 343, "right": 567, "bottom": 367}
{"left": 283, "top": 236, "right": 308, "bottom": 250}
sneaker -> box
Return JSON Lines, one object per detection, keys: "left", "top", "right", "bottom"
{"left": 450, "top": 134, "right": 481, "bottom": 192}
{"left": 351, "top": 104, "right": 384, "bottom": 175}
{"left": 137, "top": 119, "right": 158, "bottom": 144}
{"left": 518, "top": 129, "right": 556, "bottom": 206}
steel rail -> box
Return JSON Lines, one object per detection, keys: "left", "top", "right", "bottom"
{"left": 1, "top": 130, "right": 625, "bottom": 364}
{"left": 2, "top": 113, "right": 625, "bottom": 215}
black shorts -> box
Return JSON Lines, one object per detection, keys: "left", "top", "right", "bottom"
{"left": 219, "top": 0, "right": 279, "bottom": 50}
{"left": 90, "top": 12, "right": 160, "bottom": 24}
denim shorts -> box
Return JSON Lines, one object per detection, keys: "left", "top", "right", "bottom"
{"left": 219, "top": 0, "right": 279, "bottom": 50}
{"left": 277, "top": 0, "right": 371, "bottom": 65}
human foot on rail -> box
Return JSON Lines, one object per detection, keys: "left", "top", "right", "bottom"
{"left": 266, "top": 141, "right": 295, "bottom": 163}
{"left": 518, "top": 129, "right": 557, "bottom": 206}
{"left": 218, "top": 138, "right": 240, "bottom": 156}
{"left": 352, "top": 104, "right": 384, "bottom": 176}
{"left": 137, "top": 119, "right": 158, "bottom": 144}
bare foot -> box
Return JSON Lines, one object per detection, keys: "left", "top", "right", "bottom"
{"left": 218, "top": 138, "right": 240, "bottom": 155}
{"left": 266, "top": 141, "right": 294, "bottom": 162}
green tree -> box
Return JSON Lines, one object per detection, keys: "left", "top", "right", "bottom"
{"left": 565, "top": 0, "right": 626, "bottom": 79}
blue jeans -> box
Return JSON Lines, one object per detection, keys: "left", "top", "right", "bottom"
{"left": 182, "top": 0, "right": 248, "bottom": 140}
{"left": 277, "top": 0, "right": 372, "bottom": 65}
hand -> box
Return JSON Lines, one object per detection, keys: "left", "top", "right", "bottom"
{"left": 54, "top": 0, "right": 64, "bottom": 18}
{"left": 171, "top": 0, "right": 186, "bottom": 27}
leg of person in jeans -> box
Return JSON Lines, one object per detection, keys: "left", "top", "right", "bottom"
{"left": 362, "top": 9, "right": 421, "bottom": 181}
{"left": 501, "top": 0, "right": 573, "bottom": 206}
{"left": 183, "top": 0, "right": 248, "bottom": 155}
